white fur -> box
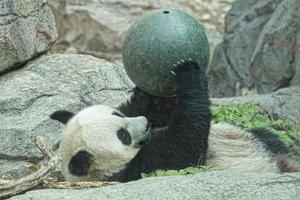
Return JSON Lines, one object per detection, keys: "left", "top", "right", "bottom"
{"left": 207, "top": 123, "right": 280, "bottom": 173}
{"left": 59, "top": 105, "right": 149, "bottom": 182}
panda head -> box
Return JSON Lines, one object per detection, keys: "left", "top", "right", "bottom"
{"left": 50, "top": 105, "right": 150, "bottom": 182}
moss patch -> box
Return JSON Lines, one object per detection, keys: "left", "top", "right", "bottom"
{"left": 212, "top": 103, "right": 300, "bottom": 146}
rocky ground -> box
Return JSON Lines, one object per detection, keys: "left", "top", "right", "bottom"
{"left": 0, "top": 0, "right": 300, "bottom": 199}
{"left": 7, "top": 172, "right": 300, "bottom": 200}
{"left": 48, "top": 0, "right": 235, "bottom": 65}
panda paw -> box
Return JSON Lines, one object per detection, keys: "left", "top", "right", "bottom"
{"left": 171, "top": 58, "right": 205, "bottom": 89}
{"left": 171, "top": 58, "right": 199, "bottom": 74}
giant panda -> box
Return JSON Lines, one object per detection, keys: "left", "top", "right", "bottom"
{"left": 50, "top": 59, "right": 299, "bottom": 182}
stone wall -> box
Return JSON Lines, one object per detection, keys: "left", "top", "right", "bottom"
{"left": 208, "top": 0, "right": 300, "bottom": 97}
{"left": 0, "top": 0, "right": 58, "bottom": 73}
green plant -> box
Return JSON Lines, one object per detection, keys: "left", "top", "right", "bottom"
{"left": 212, "top": 103, "right": 300, "bottom": 162}
{"left": 141, "top": 165, "right": 215, "bottom": 178}
{"left": 212, "top": 103, "right": 300, "bottom": 145}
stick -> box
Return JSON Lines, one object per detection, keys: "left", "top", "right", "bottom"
{"left": 0, "top": 136, "right": 59, "bottom": 199}
{"left": 43, "top": 178, "right": 118, "bottom": 189}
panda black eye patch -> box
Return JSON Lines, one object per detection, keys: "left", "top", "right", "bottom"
{"left": 117, "top": 128, "right": 132, "bottom": 145}
{"left": 112, "top": 111, "right": 125, "bottom": 118}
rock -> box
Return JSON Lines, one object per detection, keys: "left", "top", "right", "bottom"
{"left": 48, "top": 0, "right": 234, "bottom": 64}
{"left": 0, "top": 160, "right": 32, "bottom": 179}
{"left": 9, "top": 172, "right": 300, "bottom": 200}
{"left": 0, "top": 54, "right": 133, "bottom": 177}
{"left": 0, "top": 0, "right": 58, "bottom": 74}
{"left": 291, "top": 34, "right": 300, "bottom": 86}
{"left": 208, "top": 0, "right": 300, "bottom": 97}
{"left": 211, "top": 86, "right": 300, "bottom": 125}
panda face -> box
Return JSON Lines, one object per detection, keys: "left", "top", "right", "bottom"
{"left": 57, "top": 105, "right": 150, "bottom": 181}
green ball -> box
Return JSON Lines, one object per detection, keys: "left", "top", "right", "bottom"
{"left": 122, "top": 9, "right": 210, "bottom": 96}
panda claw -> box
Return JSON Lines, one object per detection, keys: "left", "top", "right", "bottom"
{"left": 172, "top": 58, "right": 203, "bottom": 76}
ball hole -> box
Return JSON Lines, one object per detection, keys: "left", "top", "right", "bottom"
{"left": 163, "top": 10, "right": 170, "bottom": 14}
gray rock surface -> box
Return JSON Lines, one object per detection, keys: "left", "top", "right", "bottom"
{"left": 9, "top": 172, "right": 300, "bottom": 200}
{"left": 0, "top": 54, "right": 133, "bottom": 177}
{"left": 0, "top": 0, "right": 58, "bottom": 74}
{"left": 48, "top": 0, "right": 234, "bottom": 64}
{"left": 208, "top": 0, "right": 300, "bottom": 97}
{"left": 211, "top": 86, "right": 300, "bottom": 125}
{"left": 0, "top": 160, "right": 31, "bottom": 179}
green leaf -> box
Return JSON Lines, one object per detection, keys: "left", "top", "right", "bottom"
{"left": 212, "top": 103, "right": 300, "bottom": 145}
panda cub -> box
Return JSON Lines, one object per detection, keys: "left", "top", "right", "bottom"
{"left": 51, "top": 59, "right": 298, "bottom": 183}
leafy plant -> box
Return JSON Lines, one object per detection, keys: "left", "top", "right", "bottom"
{"left": 141, "top": 165, "right": 215, "bottom": 178}
{"left": 212, "top": 103, "right": 300, "bottom": 145}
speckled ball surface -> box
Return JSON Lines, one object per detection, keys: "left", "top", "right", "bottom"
{"left": 122, "top": 9, "right": 210, "bottom": 96}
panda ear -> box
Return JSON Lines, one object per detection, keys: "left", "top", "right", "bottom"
{"left": 50, "top": 110, "right": 75, "bottom": 124}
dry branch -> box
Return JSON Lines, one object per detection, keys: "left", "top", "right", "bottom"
{"left": 0, "top": 136, "right": 59, "bottom": 199}
{"left": 43, "top": 178, "right": 118, "bottom": 189}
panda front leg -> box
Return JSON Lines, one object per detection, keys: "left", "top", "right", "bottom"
{"left": 167, "top": 59, "right": 212, "bottom": 166}
{"left": 117, "top": 87, "right": 176, "bottom": 128}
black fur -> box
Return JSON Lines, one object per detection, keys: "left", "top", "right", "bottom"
{"left": 112, "top": 111, "right": 125, "bottom": 118}
{"left": 118, "top": 88, "right": 176, "bottom": 128}
{"left": 110, "top": 59, "right": 211, "bottom": 182}
{"left": 50, "top": 110, "right": 75, "bottom": 124}
{"left": 249, "top": 128, "right": 289, "bottom": 155}
{"left": 117, "top": 128, "right": 132, "bottom": 145}
{"left": 68, "top": 150, "right": 93, "bottom": 176}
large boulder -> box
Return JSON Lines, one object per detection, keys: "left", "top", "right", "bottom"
{"left": 208, "top": 0, "right": 300, "bottom": 97}
{"left": 0, "top": 0, "right": 58, "bottom": 74}
{"left": 0, "top": 54, "right": 133, "bottom": 178}
{"left": 9, "top": 172, "right": 300, "bottom": 200}
{"left": 48, "top": 0, "right": 234, "bottom": 64}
